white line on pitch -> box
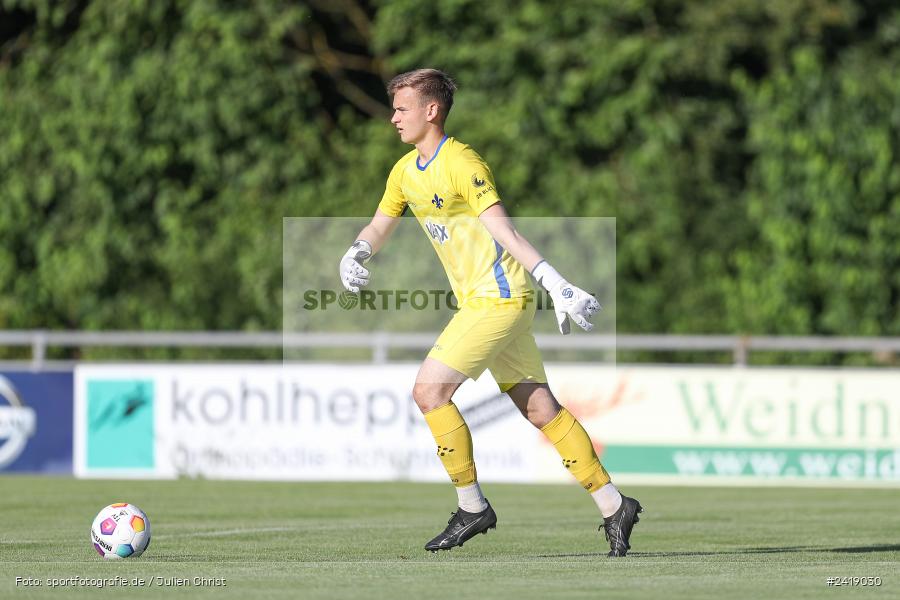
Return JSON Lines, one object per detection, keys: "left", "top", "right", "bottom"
{"left": 154, "top": 526, "right": 297, "bottom": 539}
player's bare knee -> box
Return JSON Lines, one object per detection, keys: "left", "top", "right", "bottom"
{"left": 525, "top": 405, "right": 559, "bottom": 429}
{"left": 529, "top": 392, "right": 561, "bottom": 428}
{"left": 412, "top": 382, "right": 451, "bottom": 414}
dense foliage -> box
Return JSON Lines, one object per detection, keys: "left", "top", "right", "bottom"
{"left": 1, "top": 0, "right": 898, "bottom": 362}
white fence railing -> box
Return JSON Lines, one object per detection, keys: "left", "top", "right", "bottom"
{"left": 1, "top": 330, "right": 899, "bottom": 370}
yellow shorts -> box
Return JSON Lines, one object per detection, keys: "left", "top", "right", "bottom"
{"left": 428, "top": 295, "right": 547, "bottom": 393}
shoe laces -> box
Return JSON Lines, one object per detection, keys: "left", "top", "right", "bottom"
{"left": 600, "top": 519, "right": 620, "bottom": 544}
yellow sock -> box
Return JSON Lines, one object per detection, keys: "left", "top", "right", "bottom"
{"left": 541, "top": 407, "right": 611, "bottom": 492}
{"left": 423, "top": 402, "right": 477, "bottom": 487}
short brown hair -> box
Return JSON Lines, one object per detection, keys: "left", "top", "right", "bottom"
{"left": 387, "top": 68, "right": 458, "bottom": 120}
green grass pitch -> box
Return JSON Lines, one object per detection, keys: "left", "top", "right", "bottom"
{"left": 1, "top": 476, "right": 897, "bottom": 599}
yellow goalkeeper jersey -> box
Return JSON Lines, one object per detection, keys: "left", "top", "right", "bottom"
{"left": 378, "top": 136, "right": 531, "bottom": 303}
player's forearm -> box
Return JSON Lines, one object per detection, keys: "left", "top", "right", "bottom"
{"left": 478, "top": 204, "right": 545, "bottom": 272}
{"left": 494, "top": 229, "right": 544, "bottom": 273}
{"left": 354, "top": 209, "right": 400, "bottom": 255}
{"left": 355, "top": 224, "right": 388, "bottom": 254}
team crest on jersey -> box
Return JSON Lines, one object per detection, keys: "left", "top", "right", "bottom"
{"left": 424, "top": 219, "right": 450, "bottom": 245}
{"left": 471, "top": 173, "right": 486, "bottom": 188}
{"left": 432, "top": 193, "right": 444, "bottom": 209}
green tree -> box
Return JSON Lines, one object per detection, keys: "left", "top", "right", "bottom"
{"left": 1, "top": 0, "right": 898, "bottom": 365}
{"left": 728, "top": 42, "right": 900, "bottom": 340}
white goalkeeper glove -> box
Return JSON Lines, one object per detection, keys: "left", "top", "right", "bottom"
{"left": 532, "top": 260, "right": 601, "bottom": 334}
{"left": 340, "top": 240, "right": 372, "bottom": 293}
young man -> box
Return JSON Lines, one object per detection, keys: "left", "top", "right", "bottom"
{"left": 339, "top": 68, "right": 642, "bottom": 556}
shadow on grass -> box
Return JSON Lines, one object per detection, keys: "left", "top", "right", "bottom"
{"left": 539, "top": 544, "right": 900, "bottom": 559}
{"left": 830, "top": 544, "right": 900, "bottom": 554}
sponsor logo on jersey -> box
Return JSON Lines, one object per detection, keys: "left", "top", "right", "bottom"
{"left": 471, "top": 173, "right": 486, "bottom": 188}
{"left": 424, "top": 220, "right": 450, "bottom": 244}
{"left": 475, "top": 185, "right": 495, "bottom": 200}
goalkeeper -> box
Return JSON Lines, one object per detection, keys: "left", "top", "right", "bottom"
{"left": 340, "top": 69, "right": 642, "bottom": 556}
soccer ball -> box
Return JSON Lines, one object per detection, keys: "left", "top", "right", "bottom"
{"left": 90, "top": 503, "right": 151, "bottom": 559}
